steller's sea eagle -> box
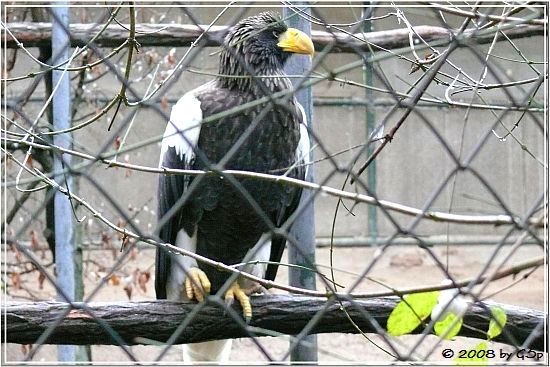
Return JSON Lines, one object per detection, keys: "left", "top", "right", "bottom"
{"left": 155, "top": 12, "right": 314, "bottom": 362}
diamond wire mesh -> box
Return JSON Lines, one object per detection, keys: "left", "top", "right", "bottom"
{"left": 1, "top": 2, "right": 547, "bottom": 364}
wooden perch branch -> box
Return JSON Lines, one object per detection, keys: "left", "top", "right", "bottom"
{"left": 4, "top": 296, "right": 545, "bottom": 350}
{"left": 3, "top": 22, "right": 545, "bottom": 51}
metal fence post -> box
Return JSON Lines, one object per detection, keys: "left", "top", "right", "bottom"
{"left": 51, "top": 3, "right": 75, "bottom": 362}
{"left": 362, "top": 4, "right": 378, "bottom": 241}
{"left": 283, "top": 4, "right": 318, "bottom": 363}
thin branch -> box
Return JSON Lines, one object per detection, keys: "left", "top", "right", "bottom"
{"left": 351, "top": 42, "right": 458, "bottom": 184}
{"left": 1, "top": 7, "right": 123, "bottom": 81}
{"left": 2, "top": 139, "right": 545, "bottom": 228}
{"left": 430, "top": 4, "right": 546, "bottom": 26}
{"left": 108, "top": 2, "right": 136, "bottom": 131}
{"left": 2, "top": 180, "right": 41, "bottom": 228}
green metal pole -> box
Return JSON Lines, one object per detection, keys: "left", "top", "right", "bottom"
{"left": 73, "top": 173, "right": 91, "bottom": 362}
{"left": 363, "top": 3, "right": 378, "bottom": 241}
{"left": 283, "top": 4, "right": 318, "bottom": 363}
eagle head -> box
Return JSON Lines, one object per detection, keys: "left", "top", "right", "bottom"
{"left": 219, "top": 12, "right": 314, "bottom": 88}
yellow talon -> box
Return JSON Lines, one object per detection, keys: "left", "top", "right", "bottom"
{"left": 184, "top": 267, "right": 211, "bottom": 302}
{"left": 225, "top": 282, "right": 252, "bottom": 321}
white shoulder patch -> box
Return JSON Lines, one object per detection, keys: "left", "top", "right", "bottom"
{"left": 159, "top": 88, "right": 203, "bottom": 167}
{"left": 296, "top": 103, "right": 311, "bottom": 178}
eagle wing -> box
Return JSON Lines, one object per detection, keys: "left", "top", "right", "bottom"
{"left": 265, "top": 102, "right": 310, "bottom": 281}
{"left": 155, "top": 88, "right": 203, "bottom": 300}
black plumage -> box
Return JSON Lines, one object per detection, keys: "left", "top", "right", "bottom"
{"left": 156, "top": 12, "right": 312, "bottom": 298}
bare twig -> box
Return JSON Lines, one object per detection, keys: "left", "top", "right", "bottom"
{"left": 2, "top": 140, "right": 544, "bottom": 228}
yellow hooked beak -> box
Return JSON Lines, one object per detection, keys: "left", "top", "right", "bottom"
{"left": 277, "top": 27, "right": 315, "bottom": 56}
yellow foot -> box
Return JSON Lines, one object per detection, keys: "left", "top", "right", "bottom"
{"left": 184, "top": 267, "right": 211, "bottom": 302}
{"left": 224, "top": 282, "right": 252, "bottom": 322}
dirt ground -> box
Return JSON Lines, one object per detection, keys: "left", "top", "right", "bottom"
{"left": 4, "top": 243, "right": 547, "bottom": 364}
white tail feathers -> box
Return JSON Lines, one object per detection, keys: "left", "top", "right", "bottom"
{"left": 182, "top": 340, "right": 232, "bottom": 363}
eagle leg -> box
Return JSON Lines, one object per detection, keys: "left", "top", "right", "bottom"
{"left": 184, "top": 267, "right": 211, "bottom": 302}
{"left": 224, "top": 282, "right": 252, "bottom": 322}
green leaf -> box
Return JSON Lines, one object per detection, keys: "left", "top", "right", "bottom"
{"left": 434, "top": 312, "right": 463, "bottom": 339}
{"left": 455, "top": 342, "right": 488, "bottom": 365}
{"left": 487, "top": 306, "right": 507, "bottom": 339}
{"left": 387, "top": 291, "right": 439, "bottom": 336}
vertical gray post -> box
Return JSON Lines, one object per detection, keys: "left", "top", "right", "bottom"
{"left": 52, "top": 3, "right": 75, "bottom": 362}
{"left": 362, "top": 4, "right": 378, "bottom": 242}
{"left": 283, "top": 5, "right": 318, "bottom": 363}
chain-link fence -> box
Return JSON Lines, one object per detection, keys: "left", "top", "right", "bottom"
{"left": 2, "top": 2, "right": 547, "bottom": 364}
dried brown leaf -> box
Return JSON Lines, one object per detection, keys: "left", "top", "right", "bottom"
{"left": 30, "top": 230, "right": 40, "bottom": 251}
{"left": 114, "top": 136, "right": 121, "bottom": 150}
{"left": 38, "top": 271, "right": 46, "bottom": 290}
{"left": 160, "top": 95, "right": 169, "bottom": 111}
{"left": 129, "top": 246, "right": 138, "bottom": 261}
{"left": 123, "top": 283, "right": 133, "bottom": 299}
{"left": 25, "top": 154, "right": 34, "bottom": 169}
{"left": 138, "top": 271, "right": 151, "bottom": 293}
{"left": 101, "top": 232, "right": 111, "bottom": 247}
{"left": 11, "top": 272, "right": 21, "bottom": 289}
{"left": 166, "top": 48, "right": 177, "bottom": 65}
{"left": 109, "top": 274, "right": 120, "bottom": 286}
{"left": 21, "top": 344, "right": 32, "bottom": 356}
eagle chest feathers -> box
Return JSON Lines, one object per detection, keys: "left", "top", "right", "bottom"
{"left": 196, "top": 87, "right": 301, "bottom": 173}
{"left": 186, "top": 87, "right": 303, "bottom": 291}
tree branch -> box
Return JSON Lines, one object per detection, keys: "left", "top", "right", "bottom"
{"left": 3, "top": 140, "right": 546, "bottom": 229}
{"left": 4, "top": 296, "right": 545, "bottom": 350}
{"left": 3, "top": 23, "right": 545, "bottom": 51}
{"left": 429, "top": 4, "right": 546, "bottom": 26}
